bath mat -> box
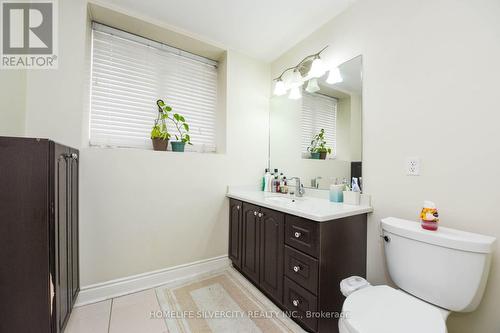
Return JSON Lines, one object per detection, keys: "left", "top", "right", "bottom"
{"left": 155, "top": 267, "right": 305, "bottom": 333}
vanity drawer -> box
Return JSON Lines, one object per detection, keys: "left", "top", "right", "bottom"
{"left": 284, "top": 277, "right": 318, "bottom": 332}
{"left": 284, "top": 245, "right": 318, "bottom": 294}
{"left": 285, "top": 215, "right": 319, "bottom": 258}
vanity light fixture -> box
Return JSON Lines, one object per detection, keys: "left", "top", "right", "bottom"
{"left": 289, "top": 86, "right": 302, "bottom": 100}
{"left": 309, "top": 57, "right": 327, "bottom": 78}
{"left": 272, "top": 46, "right": 328, "bottom": 99}
{"left": 273, "top": 79, "right": 287, "bottom": 96}
{"left": 289, "top": 69, "right": 304, "bottom": 88}
{"left": 326, "top": 66, "right": 343, "bottom": 84}
{"left": 305, "top": 78, "right": 320, "bottom": 93}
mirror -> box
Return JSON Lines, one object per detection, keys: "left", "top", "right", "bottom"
{"left": 269, "top": 55, "right": 362, "bottom": 190}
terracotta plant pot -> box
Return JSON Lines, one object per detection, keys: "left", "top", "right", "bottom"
{"left": 171, "top": 141, "right": 186, "bottom": 152}
{"left": 319, "top": 152, "right": 327, "bottom": 160}
{"left": 152, "top": 138, "right": 168, "bottom": 151}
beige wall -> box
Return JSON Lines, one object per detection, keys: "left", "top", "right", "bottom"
{"left": 271, "top": 0, "right": 500, "bottom": 332}
{"left": 79, "top": 50, "right": 269, "bottom": 284}
{"left": 0, "top": 71, "right": 26, "bottom": 137}
{"left": 14, "top": 0, "right": 270, "bottom": 285}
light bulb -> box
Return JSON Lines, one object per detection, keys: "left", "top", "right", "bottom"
{"left": 273, "top": 80, "right": 287, "bottom": 96}
{"left": 308, "top": 57, "right": 326, "bottom": 78}
{"left": 326, "top": 67, "right": 343, "bottom": 84}
{"left": 289, "top": 70, "right": 304, "bottom": 88}
{"left": 305, "top": 78, "right": 320, "bottom": 93}
{"left": 289, "top": 86, "right": 302, "bottom": 99}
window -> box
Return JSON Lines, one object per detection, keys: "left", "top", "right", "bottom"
{"left": 89, "top": 23, "right": 218, "bottom": 152}
{"left": 301, "top": 92, "right": 337, "bottom": 157}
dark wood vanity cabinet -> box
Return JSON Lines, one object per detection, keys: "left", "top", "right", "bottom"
{"left": 228, "top": 198, "right": 367, "bottom": 333}
{"left": 229, "top": 200, "right": 285, "bottom": 304}
{"left": 0, "top": 137, "right": 79, "bottom": 333}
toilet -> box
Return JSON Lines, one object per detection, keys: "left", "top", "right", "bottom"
{"left": 339, "top": 217, "right": 496, "bottom": 333}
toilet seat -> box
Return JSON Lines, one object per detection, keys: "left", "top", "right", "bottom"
{"left": 340, "top": 285, "right": 447, "bottom": 333}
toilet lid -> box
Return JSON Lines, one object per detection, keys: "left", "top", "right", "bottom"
{"left": 342, "top": 285, "right": 447, "bottom": 333}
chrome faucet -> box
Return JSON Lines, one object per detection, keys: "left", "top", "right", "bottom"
{"left": 289, "top": 177, "right": 305, "bottom": 197}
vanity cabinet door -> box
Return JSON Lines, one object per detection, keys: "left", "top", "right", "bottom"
{"left": 241, "top": 203, "right": 261, "bottom": 284}
{"left": 228, "top": 199, "right": 243, "bottom": 269}
{"left": 259, "top": 207, "right": 284, "bottom": 304}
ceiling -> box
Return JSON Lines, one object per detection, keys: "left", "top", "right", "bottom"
{"left": 99, "top": 0, "right": 355, "bottom": 61}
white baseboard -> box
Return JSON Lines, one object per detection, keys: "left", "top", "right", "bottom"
{"left": 75, "top": 255, "right": 230, "bottom": 307}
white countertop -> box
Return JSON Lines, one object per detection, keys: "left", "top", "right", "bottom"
{"left": 226, "top": 187, "right": 373, "bottom": 222}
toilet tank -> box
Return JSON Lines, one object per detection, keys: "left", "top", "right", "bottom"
{"left": 381, "top": 217, "right": 496, "bottom": 312}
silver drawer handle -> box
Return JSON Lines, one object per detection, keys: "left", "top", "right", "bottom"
{"left": 294, "top": 231, "right": 301, "bottom": 238}
{"left": 293, "top": 265, "right": 300, "bottom": 272}
{"left": 236, "top": 205, "right": 240, "bottom": 210}
{"left": 258, "top": 213, "right": 263, "bottom": 218}
{"left": 254, "top": 211, "right": 258, "bottom": 216}
{"left": 292, "top": 300, "right": 299, "bottom": 307}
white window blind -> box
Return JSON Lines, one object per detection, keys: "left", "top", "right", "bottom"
{"left": 90, "top": 23, "right": 218, "bottom": 152}
{"left": 301, "top": 92, "right": 337, "bottom": 156}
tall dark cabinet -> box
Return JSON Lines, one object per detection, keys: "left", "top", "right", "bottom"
{"left": 0, "top": 137, "right": 79, "bottom": 333}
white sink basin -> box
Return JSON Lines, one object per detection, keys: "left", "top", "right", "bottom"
{"left": 264, "top": 196, "right": 302, "bottom": 204}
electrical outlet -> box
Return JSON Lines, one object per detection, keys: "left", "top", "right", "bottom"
{"left": 406, "top": 157, "right": 420, "bottom": 176}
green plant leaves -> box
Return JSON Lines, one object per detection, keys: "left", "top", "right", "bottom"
{"left": 155, "top": 99, "right": 192, "bottom": 146}
{"left": 308, "top": 129, "right": 331, "bottom": 155}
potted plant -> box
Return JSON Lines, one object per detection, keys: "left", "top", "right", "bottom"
{"left": 308, "top": 129, "right": 332, "bottom": 159}
{"left": 150, "top": 100, "right": 170, "bottom": 151}
{"left": 157, "top": 99, "right": 192, "bottom": 152}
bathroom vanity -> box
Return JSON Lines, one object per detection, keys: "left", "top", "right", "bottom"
{"left": 227, "top": 188, "right": 372, "bottom": 333}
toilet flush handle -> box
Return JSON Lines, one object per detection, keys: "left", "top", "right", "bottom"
{"left": 380, "top": 235, "right": 391, "bottom": 243}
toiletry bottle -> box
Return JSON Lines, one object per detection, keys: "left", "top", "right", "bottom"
{"left": 262, "top": 168, "right": 270, "bottom": 191}
{"left": 265, "top": 169, "right": 272, "bottom": 192}
{"left": 343, "top": 178, "right": 350, "bottom": 191}
{"left": 282, "top": 177, "right": 288, "bottom": 194}
{"left": 351, "top": 177, "right": 361, "bottom": 192}
{"left": 275, "top": 175, "right": 280, "bottom": 193}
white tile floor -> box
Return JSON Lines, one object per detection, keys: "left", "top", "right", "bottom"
{"left": 65, "top": 289, "right": 168, "bottom": 333}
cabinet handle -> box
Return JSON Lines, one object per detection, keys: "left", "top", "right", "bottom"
{"left": 236, "top": 205, "right": 240, "bottom": 210}
{"left": 254, "top": 211, "right": 258, "bottom": 216}
{"left": 71, "top": 153, "right": 78, "bottom": 160}
{"left": 293, "top": 265, "right": 300, "bottom": 272}
{"left": 292, "top": 299, "right": 300, "bottom": 307}
{"left": 258, "top": 213, "right": 263, "bottom": 218}
{"left": 294, "top": 231, "right": 301, "bottom": 238}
